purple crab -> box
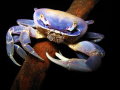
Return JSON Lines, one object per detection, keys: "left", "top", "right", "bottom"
{"left": 6, "top": 8, "right": 105, "bottom": 72}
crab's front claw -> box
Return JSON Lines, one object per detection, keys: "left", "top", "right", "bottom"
{"left": 46, "top": 41, "right": 105, "bottom": 72}
{"left": 46, "top": 52, "right": 101, "bottom": 72}
{"left": 67, "top": 41, "right": 105, "bottom": 58}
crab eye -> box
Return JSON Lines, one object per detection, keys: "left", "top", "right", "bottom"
{"left": 73, "top": 21, "right": 77, "bottom": 26}
{"left": 40, "top": 14, "right": 44, "bottom": 19}
{"left": 65, "top": 21, "right": 82, "bottom": 36}
{"left": 39, "top": 14, "right": 50, "bottom": 26}
{"left": 66, "top": 21, "right": 77, "bottom": 32}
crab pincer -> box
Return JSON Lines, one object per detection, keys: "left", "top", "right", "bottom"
{"left": 46, "top": 41, "right": 105, "bottom": 72}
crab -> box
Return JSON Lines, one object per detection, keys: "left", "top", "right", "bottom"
{"left": 6, "top": 8, "right": 105, "bottom": 72}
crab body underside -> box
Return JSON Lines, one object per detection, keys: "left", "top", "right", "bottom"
{"left": 6, "top": 8, "right": 105, "bottom": 72}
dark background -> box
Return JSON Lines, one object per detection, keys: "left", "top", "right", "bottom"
{"left": 0, "top": 0, "right": 113, "bottom": 90}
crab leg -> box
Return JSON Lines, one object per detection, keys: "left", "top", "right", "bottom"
{"left": 17, "top": 19, "right": 46, "bottom": 39}
{"left": 85, "top": 20, "right": 94, "bottom": 25}
{"left": 13, "top": 36, "right": 20, "bottom": 43}
{"left": 84, "top": 32, "right": 104, "bottom": 42}
{"left": 6, "top": 26, "right": 27, "bottom": 66}
{"left": 13, "top": 35, "right": 28, "bottom": 60}
{"left": 46, "top": 41, "right": 105, "bottom": 72}
{"left": 6, "top": 30, "right": 18, "bottom": 65}
{"left": 29, "top": 26, "right": 46, "bottom": 39}
{"left": 6, "top": 26, "right": 45, "bottom": 66}
{"left": 17, "top": 19, "right": 35, "bottom": 27}
{"left": 14, "top": 44, "right": 27, "bottom": 60}
{"left": 20, "top": 27, "right": 43, "bottom": 60}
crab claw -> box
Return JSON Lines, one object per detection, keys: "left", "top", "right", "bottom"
{"left": 46, "top": 41, "right": 104, "bottom": 72}
{"left": 46, "top": 52, "right": 100, "bottom": 72}
{"left": 67, "top": 41, "right": 105, "bottom": 58}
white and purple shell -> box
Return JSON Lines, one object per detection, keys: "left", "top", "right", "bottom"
{"left": 33, "top": 8, "right": 88, "bottom": 43}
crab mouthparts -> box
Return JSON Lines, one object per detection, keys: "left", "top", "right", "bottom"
{"left": 46, "top": 28, "right": 81, "bottom": 44}
{"left": 47, "top": 32, "right": 64, "bottom": 44}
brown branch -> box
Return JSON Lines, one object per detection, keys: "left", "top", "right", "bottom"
{"left": 11, "top": 0, "right": 100, "bottom": 90}
{"left": 11, "top": 40, "right": 58, "bottom": 90}
{"left": 67, "top": 0, "right": 99, "bottom": 19}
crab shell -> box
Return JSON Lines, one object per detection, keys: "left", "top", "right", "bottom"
{"left": 34, "top": 8, "right": 88, "bottom": 43}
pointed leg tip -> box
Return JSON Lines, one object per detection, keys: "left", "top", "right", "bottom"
{"left": 86, "top": 20, "right": 94, "bottom": 25}
{"left": 39, "top": 57, "right": 44, "bottom": 60}
{"left": 10, "top": 56, "right": 21, "bottom": 66}
{"left": 31, "top": 51, "right": 44, "bottom": 60}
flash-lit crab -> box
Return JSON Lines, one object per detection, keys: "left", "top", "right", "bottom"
{"left": 6, "top": 8, "right": 105, "bottom": 72}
